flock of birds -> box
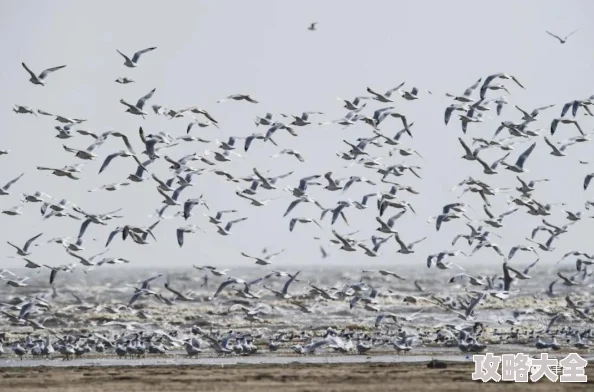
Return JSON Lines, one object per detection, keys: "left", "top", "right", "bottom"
{"left": 1, "top": 26, "right": 594, "bottom": 362}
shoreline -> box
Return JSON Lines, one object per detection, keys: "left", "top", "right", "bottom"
{"left": 0, "top": 361, "right": 591, "bottom": 392}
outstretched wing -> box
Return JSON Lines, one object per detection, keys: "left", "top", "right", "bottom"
{"left": 21, "top": 63, "right": 37, "bottom": 79}
{"left": 132, "top": 47, "right": 157, "bottom": 63}
{"left": 39, "top": 65, "right": 67, "bottom": 80}
{"left": 136, "top": 88, "right": 156, "bottom": 110}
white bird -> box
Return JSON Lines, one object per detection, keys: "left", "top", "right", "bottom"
{"left": 394, "top": 233, "right": 427, "bottom": 254}
{"left": 176, "top": 225, "right": 205, "bottom": 247}
{"left": 0, "top": 173, "right": 24, "bottom": 196}
{"left": 12, "top": 105, "right": 37, "bottom": 116}
{"left": 217, "top": 94, "right": 259, "bottom": 104}
{"left": 271, "top": 149, "right": 305, "bottom": 163}
{"left": 120, "top": 88, "right": 156, "bottom": 118}
{"left": 115, "top": 77, "right": 135, "bottom": 84}
{"left": 216, "top": 217, "right": 248, "bottom": 236}
{"left": 543, "top": 136, "right": 577, "bottom": 157}
{"left": 241, "top": 249, "right": 285, "bottom": 266}
{"left": 446, "top": 78, "right": 482, "bottom": 103}
{"left": 2, "top": 204, "right": 24, "bottom": 216}
{"left": 116, "top": 47, "right": 157, "bottom": 67}
{"left": 21, "top": 62, "right": 66, "bottom": 85}
{"left": 366, "top": 83, "right": 405, "bottom": 103}
{"left": 290, "top": 217, "right": 322, "bottom": 232}
{"left": 7, "top": 233, "right": 43, "bottom": 256}
{"left": 500, "top": 142, "right": 537, "bottom": 173}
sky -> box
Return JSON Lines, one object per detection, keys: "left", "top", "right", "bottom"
{"left": 1, "top": 0, "right": 594, "bottom": 273}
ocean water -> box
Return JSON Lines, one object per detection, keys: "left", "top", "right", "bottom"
{"left": 1, "top": 264, "right": 590, "bottom": 341}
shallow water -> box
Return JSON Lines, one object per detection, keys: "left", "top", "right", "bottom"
{"left": 1, "top": 265, "right": 592, "bottom": 367}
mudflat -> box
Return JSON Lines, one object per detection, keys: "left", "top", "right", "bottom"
{"left": 0, "top": 362, "right": 592, "bottom": 392}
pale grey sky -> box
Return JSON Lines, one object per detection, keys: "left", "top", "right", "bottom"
{"left": 1, "top": 0, "right": 594, "bottom": 270}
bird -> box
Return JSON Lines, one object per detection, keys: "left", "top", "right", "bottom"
{"left": 217, "top": 94, "right": 259, "bottom": 104}
{"left": 241, "top": 249, "right": 285, "bottom": 266}
{"left": 120, "top": 88, "right": 156, "bottom": 118}
{"left": 500, "top": 142, "right": 536, "bottom": 173}
{"left": 446, "top": 78, "right": 482, "bottom": 103}
{"left": 366, "top": 83, "right": 405, "bottom": 103}
{"left": 308, "top": 22, "right": 318, "bottom": 31}
{"left": 551, "top": 118, "right": 583, "bottom": 136}
{"left": 543, "top": 136, "right": 577, "bottom": 157}
{"left": 271, "top": 149, "right": 305, "bottom": 163}
{"left": 7, "top": 233, "right": 43, "bottom": 256}
{"left": 115, "top": 77, "right": 135, "bottom": 84}
{"left": 116, "top": 47, "right": 157, "bottom": 67}
{"left": 546, "top": 30, "right": 578, "bottom": 44}
{"left": 21, "top": 62, "right": 66, "bottom": 85}
{"left": 290, "top": 217, "right": 322, "bottom": 232}
{"left": 480, "top": 73, "right": 525, "bottom": 99}
{"left": 176, "top": 225, "right": 205, "bottom": 248}
{"left": 393, "top": 233, "right": 426, "bottom": 254}
{"left": 216, "top": 217, "right": 248, "bottom": 236}
{"left": 0, "top": 173, "right": 24, "bottom": 196}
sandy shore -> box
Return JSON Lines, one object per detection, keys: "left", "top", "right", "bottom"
{"left": 0, "top": 362, "right": 591, "bottom": 392}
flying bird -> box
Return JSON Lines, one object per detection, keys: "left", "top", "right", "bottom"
{"left": 546, "top": 30, "right": 578, "bottom": 44}
{"left": 116, "top": 47, "right": 157, "bottom": 67}
{"left": 21, "top": 62, "right": 66, "bottom": 86}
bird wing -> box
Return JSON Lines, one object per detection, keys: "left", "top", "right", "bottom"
{"left": 474, "top": 156, "right": 492, "bottom": 172}
{"left": 282, "top": 271, "right": 300, "bottom": 294}
{"left": 136, "top": 88, "right": 156, "bottom": 110}
{"left": 523, "top": 258, "right": 540, "bottom": 275}
{"left": 225, "top": 217, "right": 247, "bottom": 231}
{"left": 213, "top": 279, "right": 233, "bottom": 298}
{"left": 131, "top": 47, "right": 157, "bottom": 63}
{"left": 393, "top": 233, "right": 408, "bottom": 250}
{"left": 116, "top": 49, "right": 132, "bottom": 63}
{"left": 510, "top": 76, "right": 524, "bottom": 89}
{"left": 332, "top": 230, "right": 351, "bottom": 247}
{"left": 546, "top": 31, "right": 563, "bottom": 42}
{"left": 514, "top": 142, "right": 536, "bottom": 168}
{"left": 98, "top": 152, "right": 122, "bottom": 174}
{"left": 151, "top": 173, "right": 169, "bottom": 189}
{"left": 21, "top": 62, "right": 37, "bottom": 79}
{"left": 564, "top": 29, "right": 578, "bottom": 40}
{"left": 39, "top": 65, "right": 67, "bottom": 80}
{"left": 23, "top": 233, "right": 43, "bottom": 252}
{"left": 86, "top": 137, "right": 107, "bottom": 153}
{"left": 409, "top": 236, "right": 427, "bottom": 248}
{"left": 200, "top": 110, "right": 218, "bottom": 124}
{"left": 499, "top": 208, "right": 519, "bottom": 219}
{"left": 463, "top": 78, "right": 482, "bottom": 97}
{"left": 114, "top": 133, "right": 136, "bottom": 154}
{"left": 385, "top": 82, "right": 405, "bottom": 97}
{"left": 283, "top": 199, "right": 302, "bottom": 217}
{"left": 77, "top": 218, "right": 92, "bottom": 239}
{"left": 3, "top": 173, "right": 24, "bottom": 191}
{"left": 532, "top": 104, "right": 554, "bottom": 116}
{"left": 514, "top": 105, "right": 531, "bottom": 118}
{"left": 176, "top": 228, "right": 185, "bottom": 247}
{"left": 491, "top": 152, "right": 510, "bottom": 170}
{"left": 120, "top": 99, "right": 136, "bottom": 110}
{"left": 172, "top": 184, "right": 189, "bottom": 201}
{"left": 458, "top": 138, "right": 473, "bottom": 156}
{"left": 479, "top": 74, "right": 498, "bottom": 99}
{"left": 585, "top": 174, "right": 594, "bottom": 190}
{"left": 543, "top": 137, "right": 561, "bottom": 155}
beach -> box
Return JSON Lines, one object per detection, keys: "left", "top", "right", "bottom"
{"left": 1, "top": 361, "right": 592, "bottom": 392}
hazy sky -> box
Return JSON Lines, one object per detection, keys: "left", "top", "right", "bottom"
{"left": 1, "top": 0, "right": 594, "bottom": 272}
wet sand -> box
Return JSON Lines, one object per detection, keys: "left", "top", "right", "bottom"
{"left": 0, "top": 362, "right": 592, "bottom": 392}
